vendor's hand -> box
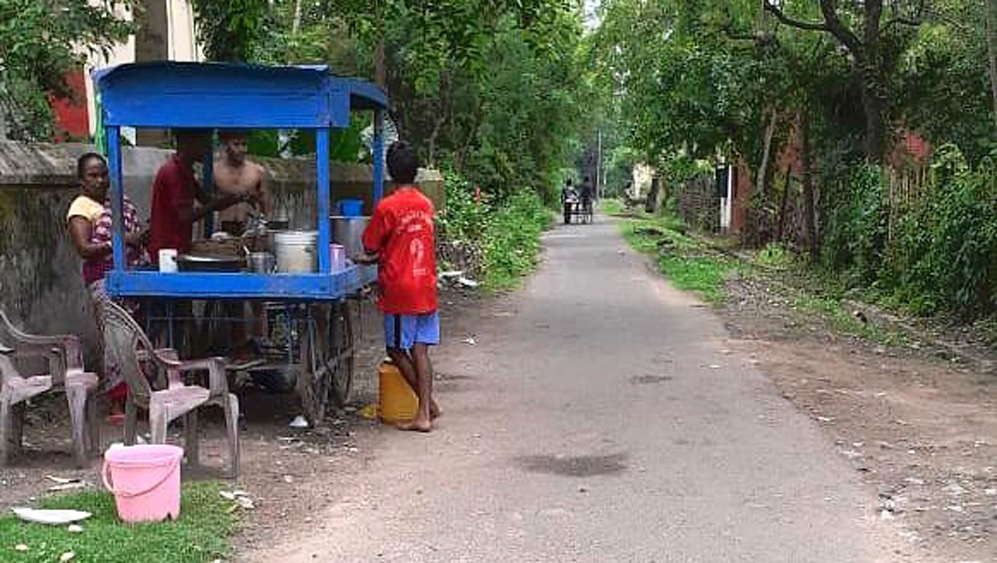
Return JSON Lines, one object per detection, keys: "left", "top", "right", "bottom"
{"left": 353, "top": 250, "right": 379, "bottom": 265}
{"left": 125, "top": 227, "right": 147, "bottom": 248}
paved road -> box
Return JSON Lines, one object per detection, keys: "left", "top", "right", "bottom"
{"left": 247, "top": 216, "right": 907, "bottom": 562}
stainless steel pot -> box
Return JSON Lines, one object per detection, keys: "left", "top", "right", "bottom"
{"left": 248, "top": 252, "right": 276, "bottom": 273}
{"left": 331, "top": 216, "right": 370, "bottom": 258}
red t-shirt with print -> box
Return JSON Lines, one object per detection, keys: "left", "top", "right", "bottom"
{"left": 149, "top": 154, "right": 197, "bottom": 262}
{"left": 362, "top": 187, "right": 438, "bottom": 314}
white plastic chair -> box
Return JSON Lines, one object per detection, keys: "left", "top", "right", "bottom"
{"left": 98, "top": 300, "right": 240, "bottom": 478}
{"left": 0, "top": 311, "right": 99, "bottom": 467}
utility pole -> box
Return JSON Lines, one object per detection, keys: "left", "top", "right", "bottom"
{"left": 596, "top": 129, "right": 602, "bottom": 200}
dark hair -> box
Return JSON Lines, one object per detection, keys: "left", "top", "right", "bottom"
{"left": 76, "top": 152, "right": 106, "bottom": 178}
{"left": 219, "top": 129, "right": 249, "bottom": 141}
{"left": 171, "top": 128, "right": 210, "bottom": 141}
{"left": 566, "top": 178, "right": 573, "bottom": 185}
{"left": 387, "top": 141, "right": 419, "bottom": 185}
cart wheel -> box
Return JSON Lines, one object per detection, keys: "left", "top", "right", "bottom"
{"left": 326, "top": 299, "right": 356, "bottom": 408}
{"left": 298, "top": 301, "right": 356, "bottom": 426}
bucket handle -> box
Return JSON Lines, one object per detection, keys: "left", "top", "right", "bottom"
{"left": 102, "top": 456, "right": 181, "bottom": 499}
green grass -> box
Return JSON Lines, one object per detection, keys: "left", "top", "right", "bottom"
{"left": 600, "top": 199, "right": 624, "bottom": 215}
{"left": 0, "top": 482, "right": 238, "bottom": 563}
{"left": 659, "top": 255, "right": 732, "bottom": 304}
{"left": 617, "top": 213, "right": 735, "bottom": 304}
{"left": 615, "top": 214, "right": 909, "bottom": 343}
{"left": 791, "top": 292, "right": 886, "bottom": 341}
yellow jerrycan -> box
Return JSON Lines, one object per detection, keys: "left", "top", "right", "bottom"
{"left": 378, "top": 359, "right": 419, "bottom": 423}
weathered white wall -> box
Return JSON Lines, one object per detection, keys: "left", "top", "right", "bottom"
{"left": 83, "top": 0, "right": 203, "bottom": 138}
{"left": 632, "top": 163, "right": 655, "bottom": 200}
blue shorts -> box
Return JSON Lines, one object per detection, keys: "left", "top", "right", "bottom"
{"left": 384, "top": 312, "right": 440, "bottom": 350}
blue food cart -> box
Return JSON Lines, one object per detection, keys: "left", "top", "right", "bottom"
{"left": 93, "top": 62, "right": 388, "bottom": 424}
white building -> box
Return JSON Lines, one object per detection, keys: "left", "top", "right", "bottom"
{"left": 78, "top": 0, "right": 203, "bottom": 143}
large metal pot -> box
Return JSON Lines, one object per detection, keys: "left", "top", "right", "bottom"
{"left": 274, "top": 230, "right": 318, "bottom": 273}
{"left": 331, "top": 216, "right": 370, "bottom": 258}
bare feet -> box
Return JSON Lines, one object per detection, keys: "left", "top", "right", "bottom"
{"left": 397, "top": 417, "right": 432, "bottom": 432}
{"left": 430, "top": 398, "right": 442, "bottom": 420}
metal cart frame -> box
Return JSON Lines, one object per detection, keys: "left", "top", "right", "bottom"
{"left": 94, "top": 62, "right": 388, "bottom": 424}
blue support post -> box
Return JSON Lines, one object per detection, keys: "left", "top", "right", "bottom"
{"left": 202, "top": 137, "right": 214, "bottom": 237}
{"left": 373, "top": 110, "right": 385, "bottom": 203}
{"left": 317, "top": 127, "right": 331, "bottom": 275}
{"left": 106, "top": 126, "right": 125, "bottom": 272}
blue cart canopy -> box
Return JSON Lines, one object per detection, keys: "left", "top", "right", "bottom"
{"left": 93, "top": 62, "right": 387, "bottom": 300}
{"left": 93, "top": 62, "right": 387, "bottom": 129}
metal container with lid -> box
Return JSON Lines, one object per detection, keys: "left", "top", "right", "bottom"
{"left": 274, "top": 230, "right": 318, "bottom": 273}
{"left": 331, "top": 216, "right": 370, "bottom": 258}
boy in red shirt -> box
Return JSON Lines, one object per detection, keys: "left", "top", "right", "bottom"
{"left": 358, "top": 141, "right": 440, "bottom": 432}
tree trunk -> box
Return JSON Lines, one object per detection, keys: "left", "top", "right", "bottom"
{"left": 988, "top": 0, "right": 997, "bottom": 128}
{"left": 375, "top": 0, "right": 386, "bottom": 88}
{"left": 776, "top": 167, "right": 793, "bottom": 242}
{"left": 801, "top": 108, "right": 818, "bottom": 261}
{"left": 645, "top": 177, "right": 661, "bottom": 214}
{"left": 756, "top": 109, "right": 778, "bottom": 199}
{"left": 860, "top": 0, "right": 887, "bottom": 162}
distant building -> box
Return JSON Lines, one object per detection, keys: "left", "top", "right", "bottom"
{"left": 52, "top": 0, "right": 202, "bottom": 143}
{"left": 631, "top": 164, "right": 654, "bottom": 201}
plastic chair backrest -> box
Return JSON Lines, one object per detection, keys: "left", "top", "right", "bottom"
{"left": 0, "top": 310, "right": 66, "bottom": 385}
{"left": 98, "top": 301, "right": 156, "bottom": 402}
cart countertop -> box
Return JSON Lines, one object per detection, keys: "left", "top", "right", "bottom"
{"left": 106, "top": 265, "right": 376, "bottom": 301}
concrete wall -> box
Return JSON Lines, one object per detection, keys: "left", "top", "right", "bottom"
{"left": 0, "top": 140, "right": 443, "bottom": 364}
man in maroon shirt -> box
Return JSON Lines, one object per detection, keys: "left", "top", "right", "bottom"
{"left": 358, "top": 141, "right": 440, "bottom": 432}
{"left": 149, "top": 129, "right": 252, "bottom": 262}
{"left": 147, "top": 129, "right": 252, "bottom": 350}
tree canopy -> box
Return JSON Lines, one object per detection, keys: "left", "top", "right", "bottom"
{"left": 0, "top": 0, "right": 134, "bottom": 140}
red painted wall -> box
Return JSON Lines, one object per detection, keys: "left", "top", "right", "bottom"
{"left": 49, "top": 69, "right": 89, "bottom": 141}
{"left": 731, "top": 161, "right": 753, "bottom": 234}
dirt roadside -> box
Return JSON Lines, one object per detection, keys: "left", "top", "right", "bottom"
{"left": 0, "top": 287, "right": 486, "bottom": 556}
{"left": 2, "top": 256, "right": 995, "bottom": 561}
{"left": 721, "top": 271, "right": 997, "bottom": 562}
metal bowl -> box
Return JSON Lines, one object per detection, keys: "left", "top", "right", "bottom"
{"left": 177, "top": 254, "right": 245, "bottom": 272}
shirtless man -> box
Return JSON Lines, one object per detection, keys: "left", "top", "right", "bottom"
{"left": 214, "top": 129, "right": 272, "bottom": 349}
{"left": 214, "top": 129, "right": 272, "bottom": 234}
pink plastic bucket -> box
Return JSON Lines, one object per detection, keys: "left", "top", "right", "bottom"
{"left": 102, "top": 444, "right": 183, "bottom": 523}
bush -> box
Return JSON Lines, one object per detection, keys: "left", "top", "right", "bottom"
{"left": 435, "top": 171, "right": 491, "bottom": 277}
{"left": 819, "top": 146, "right": 997, "bottom": 319}
{"left": 481, "top": 191, "right": 551, "bottom": 288}
{"left": 820, "top": 164, "right": 889, "bottom": 286}
{"left": 435, "top": 172, "right": 551, "bottom": 289}
{"left": 891, "top": 147, "right": 997, "bottom": 317}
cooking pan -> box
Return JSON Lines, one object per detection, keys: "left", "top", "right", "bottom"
{"left": 177, "top": 254, "right": 245, "bottom": 273}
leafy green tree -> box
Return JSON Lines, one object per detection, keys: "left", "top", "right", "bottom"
{"left": 762, "top": 0, "right": 930, "bottom": 162}
{"left": 0, "top": 0, "right": 134, "bottom": 140}
{"left": 188, "top": 0, "right": 268, "bottom": 61}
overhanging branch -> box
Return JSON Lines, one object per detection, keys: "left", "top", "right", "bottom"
{"left": 819, "top": 0, "right": 863, "bottom": 55}
{"left": 763, "top": 0, "right": 830, "bottom": 32}
{"left": 882, "top": 0, "right": 928, "bottom": 32}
